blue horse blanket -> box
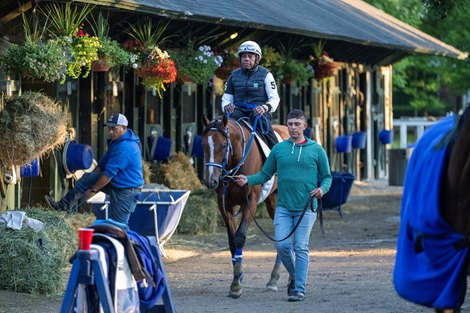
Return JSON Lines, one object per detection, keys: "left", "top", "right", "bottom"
{"left": 393, "top": 115, "right": 469, "bottom": 309}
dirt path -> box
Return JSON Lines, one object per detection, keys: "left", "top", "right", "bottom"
{"left": 1, "top": 179, "right": 469, "bottom": 312}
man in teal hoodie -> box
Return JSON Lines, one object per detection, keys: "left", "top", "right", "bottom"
{"left": 45, "top": 113, "right": 144, "bottom": 225}
{"left": 235, "top": 109, "right": 332, "bottom": 301}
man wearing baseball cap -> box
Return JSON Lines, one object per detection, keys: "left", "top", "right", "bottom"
{"left": 45, "top": 113, "right": 144, "bottom": 225}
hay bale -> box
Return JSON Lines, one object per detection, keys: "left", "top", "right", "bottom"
{"left": 142, "top": 160, "right": 152, "bottom": 184}
{"left": 177, "top": 188, "right": 219, "bottom": 234}
{"left": 0, "top": 207, "right": 77, "bottom": 295}
{"left": 0, "top": 92, "right": 68, "bottom": 166}
{"left": 153, "top": 152, "right": 202, "bottom": 191}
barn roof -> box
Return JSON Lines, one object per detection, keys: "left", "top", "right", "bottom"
{"left": 1, "top": 0, "right": 467, "bottom": 65}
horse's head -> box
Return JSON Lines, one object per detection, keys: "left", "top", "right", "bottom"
{"left": 201, "top": 114, "right": 231, "bottom": 189}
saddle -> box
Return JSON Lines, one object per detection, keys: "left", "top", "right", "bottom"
{"left": 238, "top": 118, "right": 282, "bottom": 158}
{"left": 235, "top": 118, "right": 280, "bottom": 204}
{"left": 90, "top": 222, "right": 154, "bottom": 284}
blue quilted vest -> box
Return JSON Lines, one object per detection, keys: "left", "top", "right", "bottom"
{"left": 230, "top": 65, "right": 269, "bottom": 106}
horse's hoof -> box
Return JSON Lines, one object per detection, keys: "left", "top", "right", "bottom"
{"left": 265, "top": 282, "right": 278, "bottom": 292}
{"left": 228, "top": 289, "right": 242, "bottom": 298}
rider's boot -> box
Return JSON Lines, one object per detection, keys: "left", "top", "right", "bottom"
{"left": 264, "top": 129, "right": 278, "bottom": 149}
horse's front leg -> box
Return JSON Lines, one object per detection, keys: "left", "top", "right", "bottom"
{"left": 228, "top": 190, "right": 259, "bottom": 298}
{"left": 218, "top": 194, "right": 244, "bottom": 298}
{"left": 228, "top": 214, "right": 249, "bottom": 299}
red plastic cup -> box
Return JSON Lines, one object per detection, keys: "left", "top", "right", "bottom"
{"left": 78, "top": 228, "right": 94, "bottom": 250}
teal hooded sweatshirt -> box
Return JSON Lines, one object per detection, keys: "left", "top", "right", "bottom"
{"left": 247, "top": 137, "right": 332, "bottom": 211}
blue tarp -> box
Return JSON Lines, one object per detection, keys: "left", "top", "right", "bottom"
{"left": 393, "top": 115, "right": 469, "bottom": 309}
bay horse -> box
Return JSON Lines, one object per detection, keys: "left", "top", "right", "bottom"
{"left": 201, "top": 114, "right": 289, "bottom": 298}
{"left": 394, "top": 106, "right": 470, "bottom": 313}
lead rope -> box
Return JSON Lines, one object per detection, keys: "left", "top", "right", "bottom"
{"left": 243, "top": 185, "right": 325, "bottom": 242}
{"left": 220, "top": 116, "right": 255, "bottom": 220}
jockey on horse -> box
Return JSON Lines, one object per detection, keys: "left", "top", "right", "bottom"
{"left": 221, "top": 40, "right": 280, "bottom": 149}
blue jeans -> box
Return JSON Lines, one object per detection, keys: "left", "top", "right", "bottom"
{"left": 274, "top": 206, "right": 316, "bottom": 294}
{"left": 57, "top": 172, "right": 140, "bottom": 224}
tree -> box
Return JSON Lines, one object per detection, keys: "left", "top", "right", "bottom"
{"left": 364, "top": 0, "right": 469, "bottom": 115}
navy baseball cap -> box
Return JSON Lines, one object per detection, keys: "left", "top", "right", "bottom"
{"left": 106, "top": 113, "right": 128, "bottom": 127}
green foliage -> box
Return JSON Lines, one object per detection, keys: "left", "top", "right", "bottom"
{"left": 277, "top": 58, "right": 312, "bottom": 86}
{"left": 0, "top": 44, "right": 24, "bottom": 76}
{"left": 170, "top": 44, "right": 223, "bottom": 84}
{"left": 260, "top": 46, "right": 282, "bottom": 72}
{"left": 365, "top": 0, "right": 470, "bottom": 115}
{"left": 22, "top": 40, "right": 69, "bottom": 83}
{"left": 90, "top": 12, "right": 131, "bottom": 69}
{"left": 126, "top": 19, "right": 170, "bottom": 48}
{"left": 214, "top": 47, "right": 240, "bottom": 80}
{"left": 62, "top": 34, "right": 101, "bottom": 79}
{"left": 0, "top": 12, "right": 67, "bottom": 82}
{"left": 421, "top": 0, "right": 457, "bottom": 19}
{"left": 275, "top": 39, "right": 312, "bottom": 86}
{"left": 98, "top": 38, "right": 131, "bottom": 68}
{"left": 39, "top": 2, "right": 94, "bottom": 38}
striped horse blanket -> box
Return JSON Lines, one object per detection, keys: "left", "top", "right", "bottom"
{"left": 393, "top": 115, "right": 469, "bottom": 309}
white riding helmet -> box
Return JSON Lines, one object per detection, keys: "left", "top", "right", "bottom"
{"left": 237, "top": 41, "right": 262, "bottom": 60}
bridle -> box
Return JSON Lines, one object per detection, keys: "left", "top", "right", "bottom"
{"left": 203, "top": 116, "right": 258, "bottom": 219}
{"left": 204, "top": 116, "right": 259, "bottom": 182}
{"left": 204, "top": 115, "right": 326, "bottom": 239}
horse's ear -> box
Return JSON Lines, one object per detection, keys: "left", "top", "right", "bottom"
{"left": 201, "top": 114, "right": 211, "bottom": 127}
{"left": 222, "top": 114, "right": 228, "bottom": 127}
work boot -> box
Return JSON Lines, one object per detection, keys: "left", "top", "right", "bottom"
{"left": 287, "top": 277, "right": 295, "bottom": 297}
{"left": 44, "top": 195, "right": 61, "bottom": 211}
{"left": 288, "top": 291, "right": 305, "bottom": 302}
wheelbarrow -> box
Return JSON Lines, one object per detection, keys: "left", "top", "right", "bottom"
{"left": 88, "top": 188, "right": 190, "bottom": 257}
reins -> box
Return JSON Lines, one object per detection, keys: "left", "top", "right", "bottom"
{"left": 243, "top": 185, "right": 325, "bottom": 241}
{"left": 204, "top": 113, "right": 263, "bottom": 219}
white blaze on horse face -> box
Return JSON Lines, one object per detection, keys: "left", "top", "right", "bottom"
{"left": 208, "top": 135, "right": 215, "bottom": 177}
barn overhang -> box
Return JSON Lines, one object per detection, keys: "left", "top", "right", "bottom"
{"left": 68, "top": 0, "right": 467, "bottom": 65}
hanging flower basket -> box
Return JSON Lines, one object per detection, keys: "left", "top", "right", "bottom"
{"left": 310, "top": 40, "right": 337, "bottom": 81}
{"left": 134, "top": 46, "right": 177, "bottom": 98}
{"left": 213, "top": 47, "right": 240, "bottom": 81}
{"left": 311, "top": 53, "right": 337, "bottom": 80}
{"left": 177, "top": 73, "right": 193, "bottom": 83}
{"left": 171, "top": 44, "right": 223, "bottom": 85}
{"left": 92, "top": 57, "right": 111, "bottom": 72}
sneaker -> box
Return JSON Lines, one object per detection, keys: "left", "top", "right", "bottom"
{"left": 287, "top": 277, "right": 295, "bottom": 296}
{"left": 288, "top": 291, "right": 305, "bottom": 302}
{"left": 44, "top": 195, "right": 61, "bottom": 211}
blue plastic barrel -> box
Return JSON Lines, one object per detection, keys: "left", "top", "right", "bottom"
{"left": 379, "top": 129, "right": 394, "bottom": 145}
{"left": 64, "top": 141, "right": 94, "bottom": 173}
{"left": 20, "top": 158, "right": 40, "bottom": 177}
{"left": 322, "top": 171, "right": 355, "bottom": 210}
{"left": 336, "top": 135, "right": 352, "bottom": 153}
{"left": 191, "top": 135, "right": 204, "bottom": 159}
{"left": 352, "top": 131, "right": 366, "bottom": 149}
{"left": 154, "top": 137, "right": 174, "bottom": 161}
